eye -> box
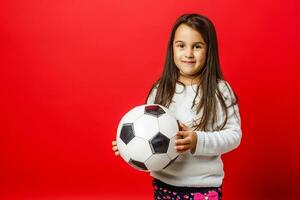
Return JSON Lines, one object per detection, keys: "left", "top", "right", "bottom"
{"left": 194, "top": 45, "right": 202, "bottom": 49}
{"left": 177, "top": 44, "right": 184, "bottom": 48}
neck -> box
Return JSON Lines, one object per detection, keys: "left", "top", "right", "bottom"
{"left": 178, "top": 74, "right": 200, "bottom": 86}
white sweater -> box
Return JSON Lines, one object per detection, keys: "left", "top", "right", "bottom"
{"left": 147, "top": 80, "right": 242, "bottom": 187}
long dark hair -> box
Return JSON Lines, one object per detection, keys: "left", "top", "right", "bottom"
{"left": 146, "top": 13, "right": 238, "bottom": 131}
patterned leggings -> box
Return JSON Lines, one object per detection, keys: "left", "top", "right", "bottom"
{"left": 152, "top": 179, "right": 222, "bottom": 200}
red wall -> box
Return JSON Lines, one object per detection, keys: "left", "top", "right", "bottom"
{"left": 1, "top": 0, "right": 300, "bottom": 199}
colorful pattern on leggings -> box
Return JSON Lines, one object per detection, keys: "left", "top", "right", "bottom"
{"left": 153, "top": 179, "right": 222, "bottom": 200}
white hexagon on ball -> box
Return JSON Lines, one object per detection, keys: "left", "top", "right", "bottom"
{"left": 134, "top": 115, "right": 159, "bottom": 140}
{"left": 166, "top": 136, "right": 178, "bottom": 160}
{"left": 116, "top": 137, "right": 131, "bottom": 162}
{"left": 145, "top": 154, "right": 171, "bottom": 171}
{"left": 127, "top": 137, "right": 152, "bottom": 163}
{"left": 157, "top": 114, "right": 179, "bottom": 139}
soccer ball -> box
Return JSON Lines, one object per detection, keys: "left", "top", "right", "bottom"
{"left": 116, "top": 104, "right": 180, "bottom": 172}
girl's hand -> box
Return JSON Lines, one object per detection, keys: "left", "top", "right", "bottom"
{"left": 175, "top": 122, "right": 198, "bottom": 154}
{"left": 112, "top": 140, "right": 120, "bottom": 156}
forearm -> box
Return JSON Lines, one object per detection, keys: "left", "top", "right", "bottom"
{"left": 193, "top": 126, "right": 242, "bottom": 156}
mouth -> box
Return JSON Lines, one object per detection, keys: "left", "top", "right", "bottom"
{"left": 182, "top": 61, "right": 196, "bottom": 64}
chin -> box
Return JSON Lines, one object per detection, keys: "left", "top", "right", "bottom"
{"left": 180, "top": 72, "right": 198, "bottom": 78}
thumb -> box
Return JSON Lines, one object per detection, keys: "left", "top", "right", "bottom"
{"left": 179, "top": 122, "right": 189, "bottom": 131}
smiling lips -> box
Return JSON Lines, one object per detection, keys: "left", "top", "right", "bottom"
{"left": 182, "top": 61, "right": 196, "bottom": 64}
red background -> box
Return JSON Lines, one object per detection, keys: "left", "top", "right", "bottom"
{"left": 1, "top": 0, "right": 300, "bottom": 199}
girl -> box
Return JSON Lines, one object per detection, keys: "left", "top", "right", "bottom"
{"left": 112, "top": 13, "right": 242, "bottom": 200}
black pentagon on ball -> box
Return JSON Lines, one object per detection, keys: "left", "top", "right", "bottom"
{"left": 129, "top": 159, "right": 148, "bottom": 171}
{"left": 150, "top": 132, "right": 170, "bottom": 153}
{"left": 120, "top": 123, "right": 135, "bottom": 145}
{"left": 144, "top": 105, "right": 165, "bottom": 118}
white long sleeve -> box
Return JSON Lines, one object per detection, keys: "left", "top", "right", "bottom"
{"left": 147, "top": 80, "right": 242, "bottom": 187}
{"left": 193, "top": 82, "right": 242, "bottom": 156}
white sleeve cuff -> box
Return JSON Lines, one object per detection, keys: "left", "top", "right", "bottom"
{"left": 193, "top": 131, "right": 205, "bottom": 155}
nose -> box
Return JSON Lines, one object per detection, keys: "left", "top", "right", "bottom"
{"left": 185, "top": 48, "right": 194, "bottom": 58}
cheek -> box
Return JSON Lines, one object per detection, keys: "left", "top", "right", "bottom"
{"left": 173, "top": 51, "right": 183, "bottom": 65}
{"left": 196, "top": 51, "right": 207, "bottom": 63}
{"left": 173, "top": 50, "right": 181, "bottom": 60}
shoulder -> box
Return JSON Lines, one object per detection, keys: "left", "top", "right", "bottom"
{"left": 146, "top": 83, "right": 159, "bottom": 104}
{"left": 150, "top": 83, "right": 159, "bottom": 94}
{"left": 217, "top": 79, "right": 237, "bottom": 102}
{"left": 218, "top": 79, "right": 231, "bottom": 93}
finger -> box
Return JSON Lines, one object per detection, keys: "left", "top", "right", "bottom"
{"left": 176, "top": 131, "right": 188, "bottom": 138}
{"left": 176, "top": 134, "right": 184, "bottom": 139}
{"left": 112, "top": 146, "right": 118, "bottom": 151}
{"left": 175, "top": 145, "right": 190, "bottom": 153}
{"left": 175, "top": 144, "right": 190, "bottom": 151}
{"left": 179, "top": 122, "right": 187, "bottom": 128}
{"left": 177, "top": 149, "right": 188, "bottom": 153}
{"left": 115, "top": 151, "right": 120, "bottom": 156}
{"left": 179, "top": 123, "right": 185, "bottom": 130}
{"left": 175, "top": 137, "right": 192, "bottom": 146}
{"left": 112, "top": 140, "right": 117, "bottom": 145}
{"left": 179, "top": 122, "right": 190, "bottom": 131}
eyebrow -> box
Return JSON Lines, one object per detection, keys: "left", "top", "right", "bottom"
{"left": 174, "top": 40, "right": 206, "bottom": 45}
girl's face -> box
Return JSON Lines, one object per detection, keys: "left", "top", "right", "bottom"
{"left": 173, "top": 24, "right": 207, "bottom": 85}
